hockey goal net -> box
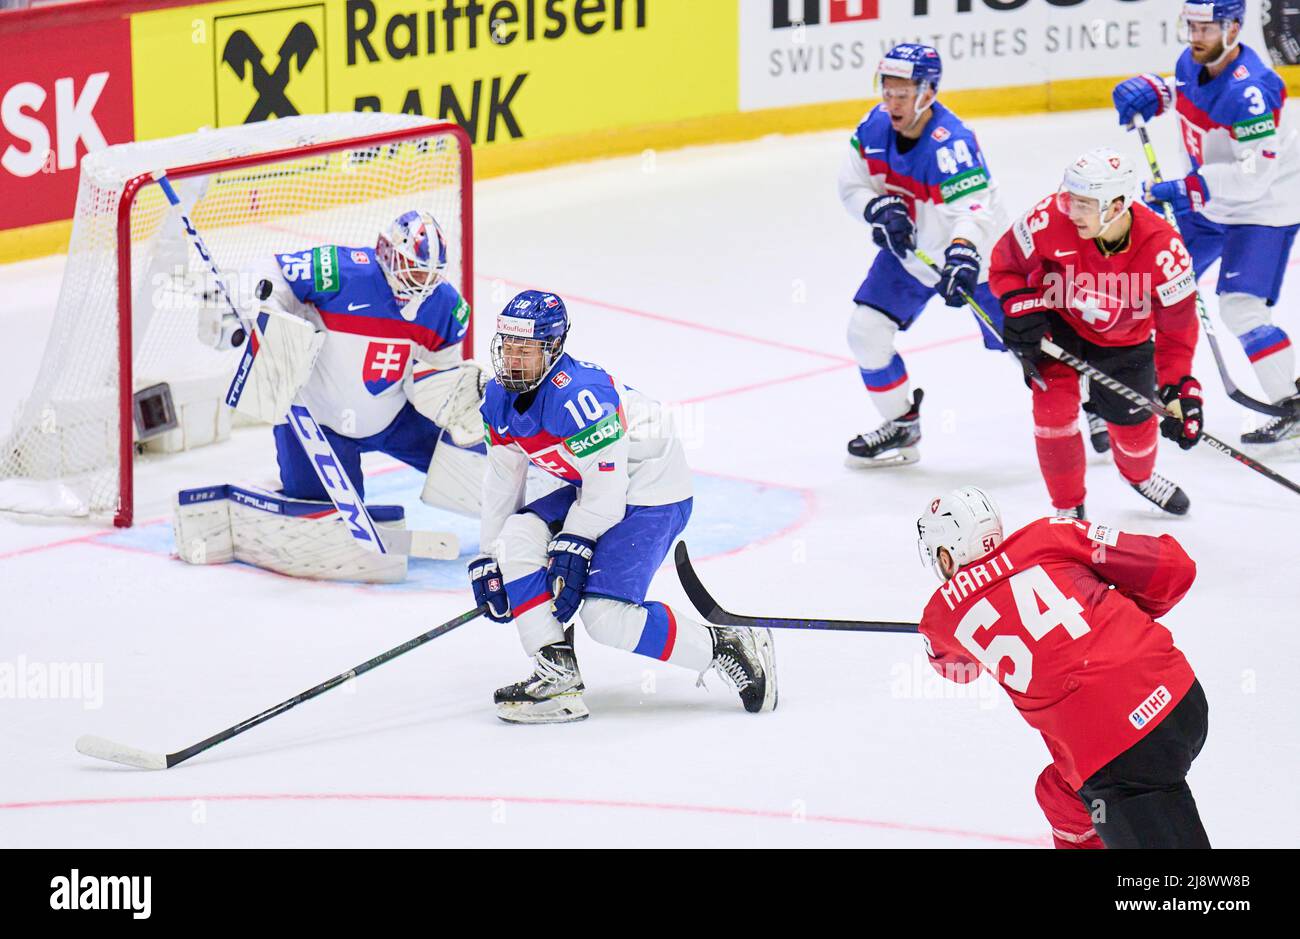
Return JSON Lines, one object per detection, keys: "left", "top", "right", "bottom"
{"left": 0, "top": 114, "right": 473, "bottom": 528}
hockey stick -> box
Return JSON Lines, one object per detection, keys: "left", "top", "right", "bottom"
{"left": 917, "top": 242, "right": 1300, "bottom": 496}
{"left": 913, "top": 247, "right": 1047, "bottom": 391}
{"left": 154, "top": 172, "right": 456, "bottom": 559}
{"left": 674, "top": 542, "right": 918, "bottom": 634}
{"left": 75, "top": 604, "right": 487, "bottom": 770}
{"left": 1041, "top": 337, "right": 1300, "bottom": 497}
{"left": 1131, "top": 115, "right": 1293, "bottom": 418}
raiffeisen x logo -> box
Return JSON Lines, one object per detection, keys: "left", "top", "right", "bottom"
{"left": 222, "top": 22, "right": 318, "bottom": 121}
{"left": 213, "top": 6, "right": 326, "bottom": 127}
{"left": 772, "top": 0, "right": 879, "bottom": 28}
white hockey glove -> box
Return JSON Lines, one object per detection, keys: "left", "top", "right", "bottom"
{"left": 405, "top": 360, "right": 488, "bottom": 447}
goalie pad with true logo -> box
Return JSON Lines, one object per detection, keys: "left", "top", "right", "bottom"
{"left": 173, "top": 484, "right": 409, "bottom": 583}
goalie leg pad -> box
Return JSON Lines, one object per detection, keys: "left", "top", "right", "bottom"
{"left": 173, "top": 485, "right": 408, "bottom": 583}
{"left": 421, "top": 436, "right": 487, "bottom": 517}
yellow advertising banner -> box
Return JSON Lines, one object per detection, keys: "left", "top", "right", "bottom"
{"left": 130, "top": 0, "right": 739, "bottom": 147}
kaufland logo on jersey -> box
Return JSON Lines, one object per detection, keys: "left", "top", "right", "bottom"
{"left": 773, "top": 0, "right": 879, "bottom": 27}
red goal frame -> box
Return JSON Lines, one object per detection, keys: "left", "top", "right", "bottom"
{"left": 112, "top": 122, "right": 473, "bottom": 528}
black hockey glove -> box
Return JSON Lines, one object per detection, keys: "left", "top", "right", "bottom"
{"left": 469, "top": 555, "right": 512, "bottom": 624}
{"left": 1000, "top": 290, "right": 1051, "bottom": 363}
{"left": 865, "top": 194, "right": 915, "bottom": 261}
{"left": 937, "top": 241, "right": 981, "bottom": 308}
{"left": 1158, "top": 376, "right": 1204, "bottom": 450}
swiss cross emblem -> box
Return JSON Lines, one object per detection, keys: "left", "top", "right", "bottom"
{"left": 551, "top": 371, "right": 571, "bottom": 389}
{"left": 352, "top": 251, "right": 370, "bottom": 264}
{"left": 362, "top": 342, "right": 410, "bottom": 394}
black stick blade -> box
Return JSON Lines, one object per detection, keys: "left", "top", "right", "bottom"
{"left": 673, "top": 541, "right": 919, "bottom": 635}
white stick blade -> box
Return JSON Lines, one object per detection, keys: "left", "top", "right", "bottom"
{"left": 406, "top": 530, "right": 459, "bottom": 560}
{"left": 75, "top": 735, "right": 167, "bottom": 770}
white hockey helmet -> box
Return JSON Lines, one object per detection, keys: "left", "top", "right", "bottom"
{"left": 376, "top": 210, "right": 448, "bottom": 302}
{"left": 1057, "top": 147, "right": 1138, "bottom": 239}
{"left": 916, "top": 486, "right": 1003, "bottom": 581}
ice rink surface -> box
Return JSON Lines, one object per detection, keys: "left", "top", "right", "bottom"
{"left": 2, "top": 108, "right": 1298, "bottom": 848}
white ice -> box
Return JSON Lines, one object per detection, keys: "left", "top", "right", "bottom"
{"left": 2, "top": 108, "right": 1297, "bottom": 848}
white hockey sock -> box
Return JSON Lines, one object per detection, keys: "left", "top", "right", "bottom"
{"left": 580, "top": 598, "right": 715, "bottom": 672}
{"left": 847, "top": 303, "right": 912, "bottom": 421}
{"left": 1219, "top": 292, "right": 1298, "bottom": 402}
{"left": 496, "top": 512, "right": 564, "bottom": 655}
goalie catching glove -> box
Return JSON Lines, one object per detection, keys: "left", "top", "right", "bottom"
{"left": 404, "top": 354, "right": 488, "bottom": 447}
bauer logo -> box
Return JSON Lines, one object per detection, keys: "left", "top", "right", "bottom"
{"left": 1128, "top": 685, "right": 1172, "bottom": 729}
{"left": 772, "top": 0, "right": 879, "bottom": 28}
{"left": 214, "top": 5, "right": 326, "bottom": 127}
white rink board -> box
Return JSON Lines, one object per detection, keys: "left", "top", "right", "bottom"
{"left": 740, "top": 0, "right": 1276, "bottom": 110}
{"left": 1, "top": 106, "right": 1298, "bottom": 848}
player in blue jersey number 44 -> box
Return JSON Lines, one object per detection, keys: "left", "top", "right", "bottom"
{"left": 468, "top": 291, "right": 777, "bottom": 723}
{"left": 1114, "top": 1, "right": 1300, "bottom": 446}
{"left": 838, "top": 43, "right": 1011, "bottom": 468}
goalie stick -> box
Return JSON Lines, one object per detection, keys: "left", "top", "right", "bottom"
{"left": 154, "top": 172, "right": 458, "bottom": 559}
{"left": 1132, "top": 114, "right": 1295, "bottom": 419}
{"left": 673, "top": 542, "right": 918, "bottom": 634}
{"left": 75, "top": 604, "right": 487, "bottom": 770}
{"left": 914, "top": 247, "right": 1300, "bottom": 498}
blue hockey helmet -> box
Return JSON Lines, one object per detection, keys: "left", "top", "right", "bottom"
{"left": 1179, "top": 1, "right": 1246, "bottom": 63}
{"left": 1181, "top": 0, "right": 1246, "bottom": 26}
{"left": 876, "top": 44, "right": 943, "bottom": 97}
{"left": 491, "top": 290, "right": 570, "bottom": 393}
{"left": 376, "top": 210, "right": 448, "bottom": 302}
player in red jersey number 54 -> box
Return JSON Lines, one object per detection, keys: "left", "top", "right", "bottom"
{"left": 916, "top": 486, "right": 1211, "bottom": 848}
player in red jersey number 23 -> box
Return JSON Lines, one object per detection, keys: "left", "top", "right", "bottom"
{"left": 991, "top": 149, "right": 1205, "bottom": 520}
{"left": 916, "top": 486, "right": 1211, "bottom": 848}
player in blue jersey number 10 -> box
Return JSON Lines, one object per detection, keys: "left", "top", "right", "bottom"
{"left": 468, "top": 291, "right": 778, "bottom": 723}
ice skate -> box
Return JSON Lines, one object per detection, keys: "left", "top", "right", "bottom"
{"left": 1241, "top": 386, "right": 1300, "bottom": 448}
{"left": 1131, "top": 472, "right": 1190, "bottom": 516}
{"left": 706, "top": 626, "right": 778, "bottom": 713}
{"left": 847, "top": 390, "right": 923, "bottom": 469}
{"left": 495, "top": 637, "right": 589, "bottom": 724}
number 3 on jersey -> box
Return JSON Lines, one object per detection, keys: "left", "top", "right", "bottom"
{"left": 952, "top": 565, "right": 1091, "bottom": 693}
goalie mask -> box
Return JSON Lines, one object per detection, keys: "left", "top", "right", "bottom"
{"left": 376, "top": 210, "right": 448, "bottom": 302}
{"left": 917, "top": 486, "right": 1003, "bottom": 581}
{"left": 491, "top": 290, "right": 570, "bottom": 394}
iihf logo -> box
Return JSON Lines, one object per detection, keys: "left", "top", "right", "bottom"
{"left": 772, "top": 0, "right": 878, "bottom": 28}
